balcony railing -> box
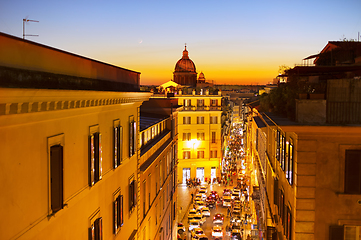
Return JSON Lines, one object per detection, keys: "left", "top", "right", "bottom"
{"left": 183, "top": 106, "right": 222, "bottom": 111}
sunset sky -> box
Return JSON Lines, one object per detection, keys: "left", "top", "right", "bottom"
{"left": 1, "top": 0, "right": 360, "bottom": 85}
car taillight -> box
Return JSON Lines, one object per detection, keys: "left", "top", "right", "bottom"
{"left": 222, "top": 217, "right": 224, "bottom": 220}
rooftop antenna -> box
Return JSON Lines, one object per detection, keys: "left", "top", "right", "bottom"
{"left": 23, "top": 17, "right": 39, "bottom": 39}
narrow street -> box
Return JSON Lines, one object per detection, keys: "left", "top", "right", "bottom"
{"left": 177, "top": 124, "right": 258, "bottom": 240}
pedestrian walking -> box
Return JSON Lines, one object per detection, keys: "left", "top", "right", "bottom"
{"left": 227, "top": 207, "right": 230, "bottom": 216}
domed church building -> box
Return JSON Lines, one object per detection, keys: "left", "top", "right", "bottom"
{"left": 173, "top": 45, "right": 197, "bottom": 87}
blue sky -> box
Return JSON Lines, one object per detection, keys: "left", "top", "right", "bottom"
{"left": 1, "top": 0, "right": 360, "bottom": 85}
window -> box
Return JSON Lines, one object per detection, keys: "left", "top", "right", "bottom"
{"left": 280, "top": 135, "right": 285, "bottom": 170}
{"left": 129, "top": 116, "right": 136, "bottom": 157}
{"left": 143, "top": 180, "right": 146, "bottom": 217}
{"left": 183, "top": 151, "right": 190, "bottom": 159}
{"left": 210, "top": 99, "right": 218, "bottom": 106}
{"left": 129, "top": 179, "right": 136, "bottom": 212}
{"left": 197, "top": 116, "right": 204, "bottom": 124}
{"left": 279, "top": 190, "right": 284, "bottom": 224}
{"left": 197, "top": 151, "right": 204, "bottom": 159}
{"left": 183, "top": 132, "right": 191, "bottom": 141}
{"left": 50, "top": 145, "right": 63, "bottom": 213}
{"left": 211, "top": 131, "right": 216, "bottom": 143}
{"left": 113, "top": 194, "right": 123, "bottom": 234}
{"left": 155, "top": 204, "right": 158, "bottom": 225}
{"left": 113, "top": 124, "right": 123, "bottom": 168}
{"left": 344, "top": 225, "right": 361, "bottom": 240}
{"left": 89, "top": 217, "right": 103, "bottom": 240}
{"left": 284, "top": 206, "right": 292, "bottom": 240}
{"left": 197, "top": 99, "right": 204, "bottom": 107}
{"left": 345, "top": 150, "right": 361, "bottom": 194}
{"left": 183, "top": 99, "right": 191, "bottom": 107}
{"left": 276, "top": 130, "right": 280, "bottom": 161}
{"left": 274, "top": 178, "right": 279, "bottom": 206}
{"left": 286, "top": 142, "right": 294, "bottom": 185}
{"left": 89, "top": 132, "right": 102, "bottom": 186}
{"left": 197, "top": 132, "right": 205, "bottom": 141}
{"left": 155, "top": 165, "right": 159, "bottom": 194}
{"left": 210, "top": 150, "right": 217, "bottom": 158}
{"left": 210, "top": 116, "right": 218, "bottom": 124}
{"left": 183, "top": 116, "right": 191, "bottom": 124}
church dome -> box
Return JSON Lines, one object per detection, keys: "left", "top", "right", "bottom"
{"left": 174, "top": 46, "right": 196, "bottom": 73}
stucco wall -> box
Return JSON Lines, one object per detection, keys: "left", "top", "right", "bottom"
{"left": 296, "top": 99, "right": 326, "bottom": 124}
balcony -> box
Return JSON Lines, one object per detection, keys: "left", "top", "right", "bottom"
{"left": 183, "top": 105, "right": 221, "bottom": 111}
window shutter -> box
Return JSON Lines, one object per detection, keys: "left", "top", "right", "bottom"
{"left": 50, "top": 145, "right": 63, "bottom": 213}
{"left": 345, "top": 150, "right": 361, "bottom": 194}
{"left": 120, "top": 195, "right": 124, "bottom": 226}
{"left": 98, "top": 133, "right": 102, "bottom": 180}
{"left": 113, "top": 200, "right": 117, "bottom": 233}
{"left": 89, "top": 135, "right": 95, "bottom": 186}
{"left": 329, "top": 225, "right": 344, "bottom": 240}
{"left": 94, "top": 133, "right": 100, "bottom": 182}
{"left": 89, "top": 226, "right": 94, "bottom": 240}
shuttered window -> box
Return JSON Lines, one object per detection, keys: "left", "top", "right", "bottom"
{"left": 345, "top": 150, "right": 361, "bottom": 194}
{"left": 113, "top": 125, "right": 123, "bottom": 168}
{"left": 113, "top": 195, "right": 123, "bottom": 234}
{"left": 129, "top": 180, "right": 136, "bottom": 212}
{"left": 50, "top": 145, "right": 63, "bottom": 213}
{"left": 89, "top": 132, "right": 102, "bottom": 186}
{"left": 129, "top": 117, "right": 136, "bottom": 157}
{"left": 89, "top": 217, "right": 103, "bottom": 240}
{"left": 212, "top": 132, "right": 216, "bottom": 143}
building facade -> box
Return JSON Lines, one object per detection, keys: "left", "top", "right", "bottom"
{"left": 176, "top": 89, "right": 223, "bottom": 184}
{"left": 0, "top": 32, "right": 163, "bottom": 240}
{"left": 138, "top": 98, "right": 179, "bottom": 240}
{"left": 246, "top": 107, "right": 361, "bottom": 240}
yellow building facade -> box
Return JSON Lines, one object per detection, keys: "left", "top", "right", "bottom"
{"left": 0, "top": 32, "right": 162, "bottom": 240}
{"left": 138, "top": 99, "right": 179, "bottom": 240}
{"left": 176, "top": 90, "right": 223, "bottom": 184}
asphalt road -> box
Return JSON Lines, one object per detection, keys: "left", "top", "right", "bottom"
{"left": 182, "top": 183, "right": 249, "bottom": 240}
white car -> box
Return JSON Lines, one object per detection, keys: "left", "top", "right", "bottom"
{"left": 201, "top": 207, "right": 211, "bottom": 217}
{"left": 222, "top": 196, "right": 232, "bottom": 207}
{"left": 212, "top": 225, "right": 223, "bottom": 239}
{"left": 189, "top": 219, "right": 201, "bottom": 231}
{"left": 193, "top": 213, "right": 206, "bottom": 225}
